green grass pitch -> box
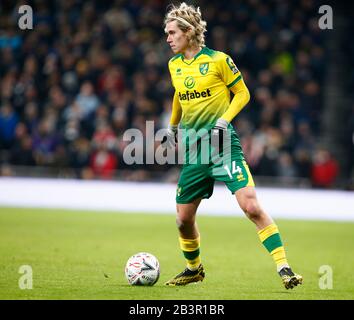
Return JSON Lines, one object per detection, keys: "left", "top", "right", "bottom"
{"left": 0, "top": 206, "right": 353, "bottom": 300}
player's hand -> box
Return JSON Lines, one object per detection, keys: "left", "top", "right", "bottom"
{"left": 161, "top": 125, "right": 178, "bottom": 149}
{"left": 211, "top": 118, "right": 229, "bottom": 152}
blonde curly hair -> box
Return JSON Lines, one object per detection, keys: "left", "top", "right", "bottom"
{"left": 164, "top": 2, "right": 207, "bottom": 48}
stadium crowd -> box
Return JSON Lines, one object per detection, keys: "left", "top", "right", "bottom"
{"left": 0, "top": 0, "right": 345, "bottom": 188}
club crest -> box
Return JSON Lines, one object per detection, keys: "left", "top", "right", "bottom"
{"left": 199, "top": 63, "right": 209, "bottom": 75}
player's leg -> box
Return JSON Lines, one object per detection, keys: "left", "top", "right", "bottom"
{"left": 165, "top": 198, "right": 206, "bottom": 286}
{"left": 214, "top": 157, "right": 290, "bottom": 275}
{"left": 235, "top": 185, "right": 303, "bottom": 289}
{"left": 174, "top": 163, "right": 213, "bottom": 271}
{"left": 165, "top": 163, "right": 212, "bottom": 286}
{"left": 235, "top": 186, "right": 273, "bottom": 231}
{"left": 176, "top": 199, "right": 202, "bottom": 270}
{"left": 211, "top": 125, "right": 302, "bottom": 289}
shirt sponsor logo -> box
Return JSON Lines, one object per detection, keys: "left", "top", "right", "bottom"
{"left": 178, "top": 89, "right": 211, "bottom": 101}
{"left": 184, "top": 76, "right": 196, "bottom": 89}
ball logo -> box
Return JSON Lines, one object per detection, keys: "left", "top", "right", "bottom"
{"left": 184, "top": 76, "right": 195, "bottom": 89}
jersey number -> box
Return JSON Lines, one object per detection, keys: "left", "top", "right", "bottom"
{"left": 224, "top": 161, "right": 242, "bottom": 179}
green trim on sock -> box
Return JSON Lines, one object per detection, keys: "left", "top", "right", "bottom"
{"left": 183, "top": 249, "right": 200, "bottom": 260}
{"left": 262, "top": 233, "right": 283, "bottom": 252}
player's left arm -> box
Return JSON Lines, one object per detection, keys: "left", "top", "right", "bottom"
{"left": 220, "top": 79, "right": 250, "bottom": 123}
{"left": 213, "top": 53, "right": 250, "bottom": 130}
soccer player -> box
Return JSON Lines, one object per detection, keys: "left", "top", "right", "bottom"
{"left": 162, "top": 3, "right": 302, "bottom": 289}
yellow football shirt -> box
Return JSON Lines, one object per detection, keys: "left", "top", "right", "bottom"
{"left": 168, "top": 47, "right": 242, "bottom": 131}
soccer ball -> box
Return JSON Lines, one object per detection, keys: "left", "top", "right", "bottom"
{"left": 125, "top": 252, "right": 160, "bottom": 286}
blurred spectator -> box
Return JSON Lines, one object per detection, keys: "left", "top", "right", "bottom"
{"left": 89, "top": 121, "right": 118, "bottom": 179}
{"left": 9, "top": 122, "right": 35, "bottom": 166}
{"left": 90, "top": 144, "right": 118, "bottom": 179}
{"left": 69, "top": 137, "right": 91, "bottom": 170}
{"left": 311, "top": 148, "right": 339, "bottom": 188}
{"left": 74, "top": 81, "right": 100, "bottom": 120}
{"left": 31, "top": 119, "right": 61, "bottom": 166}
{"left": 277, "top": 151, "right": 298, "bottom": 178}
{"left": 92, "top": 122, "right": 117, "bottom": 151}
{"left": 294, "top": 148, "right": 312, "bottom": 178}
{"left": 23, "top": 102, "right": 40, "bottom": 134}
{"left": 0, "top": 103, "right": 19, "bottom": 149}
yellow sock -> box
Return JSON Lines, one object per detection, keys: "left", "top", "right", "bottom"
{"left": 258, "top": 223, "right": 289, "bottom": 271}
{"left": 179, "top": 237, "right": 201, "bottom": 271}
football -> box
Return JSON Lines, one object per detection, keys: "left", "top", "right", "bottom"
{"left": 125, "top": 252, "right": 160, "bottom": 286}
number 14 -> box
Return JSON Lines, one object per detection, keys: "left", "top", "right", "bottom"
{"left": 224, "top": 161, "right": 242, "bottom": 179}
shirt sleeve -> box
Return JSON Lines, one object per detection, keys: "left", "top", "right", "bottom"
{"left": 216, "top": 52, "right": 243, "bottom": 89}
{"left": 170, "top": 91, "right": 182, "bottom": 126}
{"left": 220, "top": 78, "right": 250, "bottom": 123}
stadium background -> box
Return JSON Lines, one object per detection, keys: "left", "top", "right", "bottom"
{"left": 0, "top": 0, "right": 353, "bottom": 189}
{"left": 0, "top": 0, "right": 354, "bottom": 300}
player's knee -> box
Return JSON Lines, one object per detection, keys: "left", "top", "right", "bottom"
{"left": 176, "top": 215, "right": 194, "bottom": 230}
{"left": 241, "top": 200, "right": 261, "bottom": 220}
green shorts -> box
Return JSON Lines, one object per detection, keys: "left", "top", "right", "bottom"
{"left": 176, "top": 125, "right": 255, "bottom": 204}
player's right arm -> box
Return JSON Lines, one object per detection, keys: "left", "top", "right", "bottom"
{"left": 162, "top": 91, "right": 182, "bottom": 148}
{"left": 170, "top": 91, "right": 182, "bottom": 126}
{"left": 162, "top": 58, "right": 183, "bottom": 148}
